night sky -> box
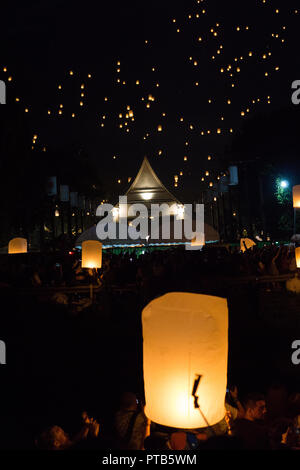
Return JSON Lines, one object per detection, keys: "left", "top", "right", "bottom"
{"left": 1, "top": 0, "right": 300, "bottom": 198}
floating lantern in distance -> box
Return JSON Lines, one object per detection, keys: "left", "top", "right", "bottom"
{"left": 295, "top": 247, "right": 300, "bottom": 268}
{"left": 81, "top": 240, "right": 102, "bottom": 269}
{"left": 142, "top": 292, "right": 228, "bottom": 429}
{"left": 8, "top": 237, "right": 27, "bottom": 254}
{"left": 293, "top": 186, "right": 300, "bottom": 208}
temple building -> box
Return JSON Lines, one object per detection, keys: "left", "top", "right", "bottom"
{"left": 76, "top": 157, "right": 220, "bottom": 249}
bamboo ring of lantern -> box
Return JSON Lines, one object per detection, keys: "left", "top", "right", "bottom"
{"left": 142, "top": 292, "right": 228, "bottom": 429}
{"left": 81, "top": 240, "right": 102, "bottom": 269}
{"left": 293, "top": 186, "right": 300, "bottom": 208}
{"left": 8, "top": 237, "right": 27, "bottom": 254}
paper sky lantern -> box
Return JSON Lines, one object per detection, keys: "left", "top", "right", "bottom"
{"left": 8, "top": 237, "right": 27, "bottom": 254}
{"left": 240, "top": 238, "right": 256, "bottom": 252}
{"left": 81, "top": 240, "right": 102, "bottom": 269}
{"left": 293, "top": 186, "right": 300, "bottom": 208}
{"left": 295, "top": 247, "right": 300, "bottom": 268}
{"left": 142, "top": 292, "right": 228, "bottom": 429}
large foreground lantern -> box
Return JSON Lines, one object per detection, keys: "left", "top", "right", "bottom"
{"left": 8, "top": 237, "right": 27, "bottom": 254}
{"left": 293, "top": 186, "right": 300, "bottom": 208}
{"left": 142, "top": 292, "right": 228, "bottom": 429}
{"left": 295, "top": 247, "right": 300, "bottom": 269}
{"left": 81, "top": 240, "right": 102, "bottom": 268}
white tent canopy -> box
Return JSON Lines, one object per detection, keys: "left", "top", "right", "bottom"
{"left": 76, "top": 157, "right": 220, "bottom": 247}
{"left": 76, "top": 221, "right": 220, "bottom": 247}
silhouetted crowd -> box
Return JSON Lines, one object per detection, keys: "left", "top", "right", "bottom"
{"left": 0, "top": 244, "right": 297, "bottom": 290}
{"left": 1, "top": 243, "right": 299, "bottom": 451}
{"left": 34, "top": 385, "right": 300, "bottom": 451}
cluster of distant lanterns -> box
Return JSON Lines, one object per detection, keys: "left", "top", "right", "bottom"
{"left": 1, "top": 3, "right": 298, "bottom": 198}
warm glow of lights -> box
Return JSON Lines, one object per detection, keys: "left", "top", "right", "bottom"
{"left": 142, "top": 192, "right": 153, "bottom": 201}
{"left": 240, "top": 238, "right": 256, "bottom": 253}
{"left": 296, "top": 247, "right": 300, "bottom": 268}
{"left": 81, "top": 240, "right": 102, "bottom": 269}
{"left": 8, "top": 238, "right": 27, "bottom": 254}
{"left": 142, "top": 293, "right": 228, "bottom": 429}
{"left": 112, "top": 207, "right": 119, "bottom": 220}
{"left": 293, "top": 186, "right": 300, "bottom": 208}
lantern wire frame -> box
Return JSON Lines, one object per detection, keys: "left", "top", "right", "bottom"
{"left": 192, "top": 374, "right": 216, "bottom": 434}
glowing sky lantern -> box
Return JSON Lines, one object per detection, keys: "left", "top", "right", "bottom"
{"left": 81, "top": 240, "right": 102, "bottom": 269}
{"left": 293, "top": 186, "right": 300, "bottom": 208}
{"left": 240, "top": 238, "right": 256, "bottom": 252}
{"left": 142, "top": 292, "right": 228, "bottom": 429}
{"left": 295, "top": 247, "right": 300, "bottom": 269}
{"left": 8, "top": 237, "right": 27, "bottom": 254}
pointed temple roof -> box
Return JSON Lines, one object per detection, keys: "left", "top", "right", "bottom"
{"left": 125, "top": 157, "right": 180, "bottom": 205}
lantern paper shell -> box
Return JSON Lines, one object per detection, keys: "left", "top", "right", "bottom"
{"left": 8, "top": 237, "right": 27, "bottom": 254}
{"left": 142, "top": 292, "right": 228, "bottom": 429}
{"left": 295, "top": 247, "right": 300, "bottom": 268}
{"left": 81, "top": 240, "right": 102, "bottom": 268}
{"left": 240, "top": 238, "right": 256, "bottom": 252}
{"left": 293, "top": 186, "right": 300, "bottom": 208}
